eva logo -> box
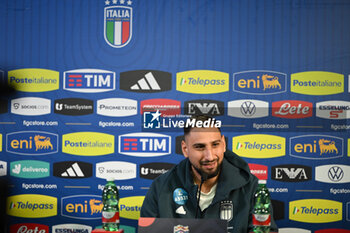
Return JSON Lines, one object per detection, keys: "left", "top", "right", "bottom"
{"left": 97, "top": 98, "right": 138, "bottom": 117}
{"left": 176, "top": 70, "right": 229, "bottom": 94}
{"left": 184, "top": 99, "right": 224, "bottom": 116}
{"left": 271, "top": 164, "right": 312, "bottom": 182}
{"left": 11, "top": 97, "right": 51, "bottom": 116}
{"left": 272, "top": 100, "right": 313, "bottom": 118}
{"left": 10, "top": 223, "right": 49, "bottom": 233}
{"left": 232, "top": 134, "right": 285, "bottom": 158}
{"left": 290, "top": 135, "right": 343, "bottom": 160}
{"left": 119, "top": 196, "right": 144, "bottom": 220}
{"left": 8, "top": 68, "right": 59, "bottom": 92}
{"left": 227, "top": 100, "right": 269, "bottom": 118}
{"left": 96, "top": 161, "right": 137, "bottom": 180}
{"left": 0, "top": 161, "right": 7, "bottom": 176}
{"left": 233, "top": 70, "right": 286, "bottom": 95}
{"left": 291, "top": 71, "right": 344, "bottom": 95}
{"left": 118, "top": 133, "right": 171, "bottom": 157}
{"left": 6, "top": 131, "right": 58, "bottom": 155}
{"left": 63, "top": 69, "right": 115, "bottom": 93}
{"left": 141, "top": 99, "right": 181, "bottom": 116}
{"left": 316, "top": 100, "right": 350, "bottom": 119}
{"left": 248, "top": 163, "right": 268, "bottom": 180}
{"left": 289, "top": 199, "right": 342, "bottom": 223}
{"left": 10, "top": 160, "right": 50, "bottom": 179}
{"left": 62, "top": 132, "right": 114, "bottom": 156}
{"left": 7, "top": 194, "right": 57, "bottom": 218}
{"left": 52, "top": 224, "right": 92, "bottom": 233}
{"left": 315, "top": 164, "right": 350, "bottom": 183}
{"left": 61, "top": 195, "right": 103, "bottom": 219}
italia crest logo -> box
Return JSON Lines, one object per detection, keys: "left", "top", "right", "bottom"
{"left": 104, "top": 0, "right": 133, "bottom": 48}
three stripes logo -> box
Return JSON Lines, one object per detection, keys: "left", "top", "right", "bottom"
{"left": 120, "top": 70, "right": 172, "bottom": 93}
{"left": 53, "top": 161, "right": 92, "bottom": 179}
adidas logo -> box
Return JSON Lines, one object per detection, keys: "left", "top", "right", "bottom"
{"left": 61, "top": 162, "right": 85, "bottom": 177}
{"left": 130, "top": 72, "right": 161, "bottom": 90}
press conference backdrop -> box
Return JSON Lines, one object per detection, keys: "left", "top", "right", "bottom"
{"left": 0, "top": 0, "right": 350, "bottom": 232}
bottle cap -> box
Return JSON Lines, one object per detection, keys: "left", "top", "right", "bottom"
{"left": 258, "top": 179, "right": 267, "bottom": 184}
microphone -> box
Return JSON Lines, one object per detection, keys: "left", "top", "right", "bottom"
{"left": 195, "top": 169, "right": 209, "bottom": 218}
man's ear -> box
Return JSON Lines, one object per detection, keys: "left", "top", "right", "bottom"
{"left": 181, "top": 140, "right": 189, "bottom": 158}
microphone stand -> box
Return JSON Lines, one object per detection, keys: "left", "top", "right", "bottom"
{"left": 195, "top": 173, "right": 208, "bottom": 218}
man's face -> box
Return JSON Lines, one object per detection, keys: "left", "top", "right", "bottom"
{"left": 181, "top": 127, "right": 226, "bottom": 178}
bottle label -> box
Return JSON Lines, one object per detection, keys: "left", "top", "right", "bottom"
{"left": 252, "top": 214, "right": 271, "bottom": 226}
{"left": 102, "top": 211, "right": 120, "bottom": 223}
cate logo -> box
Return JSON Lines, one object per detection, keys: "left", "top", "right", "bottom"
{"left": 10, "top": 223, "right": 49, "bottom": 233}
{"left": 141, "top": 99, "right": 181, "bottom": 116}
{"left": 6, "top": 131, "right": 58, "bottom": 155}
{"left": 289, "top": 199, "right": 342, "bottom": 223}
{"left": 316, "top": 164, "right": 350, "bottom": 183}
{"left": 228, "top": 100, "right": 269, "bottom": 118}
{"left": 119, "top": 196, "right": 144, "bottom": 220}
{"left": 290, "top": 135, "right": 343, "bottom": 159}
{"left": 0, "top": 99, "right": 8, "bottom": 114}
{"left": 271, "top": 164, "right": 312, "bottom": 182}
{"left": 272, "top": 100, "right": 313, "bottom": 118}
{"left": 54, "top": 98, "right": 94, "bottom": 116}
{"left": 233, "top": 70, "right": 286, "bottom": 95}
{"left": 63, "top": 69, "right": 115, "bottom": 93}
{"left": 140, "top": 162, "right": 175, "bottom": 180}
{"left": 104, "top": 0, "right": 132, "bottom": 48}
{"left": 7, "top": 194, "right": 57, "bottom": 218}
{"left": 10, "top": 160, "right": 50, "bottom": 179}
{"left": 96, "top": 161, "right": 136, "bottom": 180}
{"left": 97, "top": 98, "right": 137, "bottom": 117}
{"left": 118, "top": 132, "right": 171, "bottom": 157}
{"left": 184, "top": 99, "right": 224, "bottom": 116}
{"left": 0, "top": 160, "right": 7, "bottom": 176}
{"left": 291, "top": 71, "right": 344, "bottom": 95}
{"left": 53, "top": 161, "right": 93, "bottom": 179}
{"left": 11, "top": 97, "right": 51, "bottom": 116}
{"left": 316, "top": 100, "right": 350, "bottom": 119}
{"left": 248, "top": 164, "right": 268, "bottom": 180}
{"left": 52, "top": 224, "right": 92, "bottom": 233}
{"left": 61, "top": 195, "right": 103, "bottom": 219}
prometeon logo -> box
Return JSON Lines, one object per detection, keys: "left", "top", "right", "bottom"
{"left": 184, "top": 99, "right": 224, "bottom": 116}
{"left": 141, "top": 99, "right": 181, "bottom": 116}
{"left": 118, "top": 132, "right": 171, "bottom": 157}
{"left": 61, "top": 195, "right": 102, "bottom": 219}
{"left": 6, "top": 131, "right": 58, "bottom": 155}
{"left": 272, "top": 100, "right": 313, "bottom": 119}
{"left": 63, "top": 69, "right": 115, "bottom": 93}
{"left": 176, "top": 70, "right": 229, "bottom": 94}
{"left": 11, "top": 97, "right": 51, "bottom": 116}
{"left": 54, "top": 98, "right": 93, "bottom": 116}
{"left": 290, "top": 135, "right": 343, "bottom": 160}
{"left": 96, "top": 161, "right": 136, "bottom": 180}
{"left": 52, "top": 224, "right": 92, "bottom": 233}
{"left": 233, "top": 70, "right": 286, "bottom": 95}
{"left": 120, "top": 70, "right": 171, "bottom": 93}
{"left": 271, "top": 164, "right": 312, "bottom": 182}
{"left": 10, "top": 160, "right": 50, "bottom": 179}
{"left": 316, "top": 100, "right": 350, "bottom": 119}
{"left": 289, "top": 199, "right": 342, "bottom": 223}
{"left": 140, "top": 162, "right": 175, "bottom": 180}
{"left": 228, "top": 100, "right": 269, "bottom": 118}
{"left": 316, "top": 164, "right": 350, "bottom": 183}
{"left": 53, "top": 161, "right": 93, "bottom": 179}
{"left": 97, "top": 98, "right": 137, "bottom": 117}
{"left": 10, "top": 223, "right": 49, "bottom": 233}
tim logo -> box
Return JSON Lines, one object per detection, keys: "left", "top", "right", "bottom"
{"left": 61, "top": 195, "right": 103, "bottom": 219}
{"left": 233, "top": 71, "right": 286, "bottom": 95}
{"left": 6, "top": 131, "right": 58, "bottom": 155}
{"left": 104, "top": 1, "right": 132, "bottom": 48}
{"left": 118, "top": 132, "right": 171, "bottom": 157}
{"left": 290, "top": 135, "right": 343, "bottom": 159}
{"left": 63, "top": 69, "right": 115, "bottom": 93}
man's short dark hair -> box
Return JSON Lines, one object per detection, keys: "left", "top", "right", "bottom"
{"left": 183, "top": 115, "right": 221, "bottom": 138}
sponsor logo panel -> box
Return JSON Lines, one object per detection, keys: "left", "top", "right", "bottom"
{"left": 176, "top": 70, "right": 229, "bottom": 94}
{"left": 232, "top": 134, "right": 285, "bottom": 158}
{"left": 96, "top": 161, "right": 136, "bottom": 180}
{"left": 0, "top": 160, "right": 7, "bottom": 176}
{"left": 140, "top": 162, "right": 175, "bottom": 180}
{"left": 184, "top": 99, "right": 224, "bottom": 116}
{"left": 0, "top": 99, "right": 8, "bottom": 114}
{"left": 279, "top": 228, "right": 311, "bottom": 233}
{"left": 97, "top": 98, "right": 137, "bottom": 117}
{"left": 62, "top": 132, "right": 114, "bottom": 156}
{"left": 52, "top": 224, "right": 92, "bottom": 233}
{"left": 63, "top": 69, "right": 115, "bottom": 93}
{"left": 272, "top": 100, "right": 313, "bottom": 119}
{"left": 291, "top": 71, "right": 344, "bottom": 95}
{"left": 7, "top": 194, "right": 57, "bottom": 218}
{"left": 248, "top": 163, "right": 268, "bottom": 180}
{"left": 119, "top": 196, "right": 144, "bottom": 220}
{"left": 118, "top": 133, "right": 171, "bottom": 157}
{"left": 290, "top": 135, "right": 343, "bottom": 160}
{"left": 0, "top": 133, "right": 2, "bottom": 152}
{"left": 271, "top": 164, "right": 312, "bottom": 182}
{"left": 53, "top": 161, "right": 93, "bottom": 179}
{"left": 141, "top": 99, "right": 181, "bottom": 116}
{"left": 61, "top": 195, "right": 102, "bottom": 219}
{"left": 120, "top": 70, "right": 171, "bottom": 93}
{"left": 316, "top": 100, "right": 350, "bottom": 119}
{"left": 8, "top": 68, "right": 59, "bottom": 92}
{"left": 289, "top": 199, "right": 342, "bottom": 223}
{"left": 11, "top": 97, "right": 51, "bottom": 116}
{"left": 316, "top": 164, "right": 350, "bottom": 183}
{"left": 10, "top": 223, "right": 49, "bottom": 233}
{"left": 228, "top": 100, "right": 268, "bottom": 118}
{"left": 10, "top": 160, "right": 50, "bottom": 179}
{"left": 54, "top": 98, "right": 94, "bottom": 116}
{"left": 233, "top": 70, "right": 286, "bottom": 95}
{"left": 6, "top": 131, "right": 59, "bottom": 155}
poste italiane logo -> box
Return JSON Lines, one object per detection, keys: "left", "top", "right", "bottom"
{"left": 62, "top": 132, "right": 114, "bottom": 156}
{"left": 232, "top": 134, "right": 285, "bottom": 158}
{"left": 8, "top": 68, "right": 59, "bottom": 92}
{"left": 289, "top": 199, "right": 342, "bottom": 223}
{"left": 176, "top": 70, "right": 229, "bottom": 94}
{"left": 291, "top": 71, "right": 344, "bottom": 95}
{"left": 7, "top": 194, "right": 57, "bottom": 218}
{"left": 119, "top": 196, "right": 144, "bottom": 220}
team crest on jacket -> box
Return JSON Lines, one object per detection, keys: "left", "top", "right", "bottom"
{"left": 104, "top": 1, "right": 133, "bottom": 48}
{"left": 174, "top": 225, "right": 189, "bottom": 233}
{"left": 220, "top": 200, "right": 233, "bottom": 221}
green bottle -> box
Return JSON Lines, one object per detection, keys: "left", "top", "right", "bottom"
{"left": 102, "top": 178, "right": 120, "bottom": 231}
{"left": 252, "top": 180, "right": 271, "bottom": 233}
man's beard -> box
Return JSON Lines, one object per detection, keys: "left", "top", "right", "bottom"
{"left": 192, "top": 159, "right": 222, "bottom": 180}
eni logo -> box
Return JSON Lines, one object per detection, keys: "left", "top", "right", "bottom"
{"left": 318, "top": 139, "right": 338, "bottom": 155}
{"left": 261, "top": 74, "right": 282, "bottom": 90}
{"left": 61, "top": 195, "right": 103, "bottom": 219}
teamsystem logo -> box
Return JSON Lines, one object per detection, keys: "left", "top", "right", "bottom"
{"left": 54, "top": 98, "right": 94, "bottom": 116}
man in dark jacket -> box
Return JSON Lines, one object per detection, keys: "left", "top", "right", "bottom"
{"left": 140, "top": 116, "right": 278, "bottom": 233}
